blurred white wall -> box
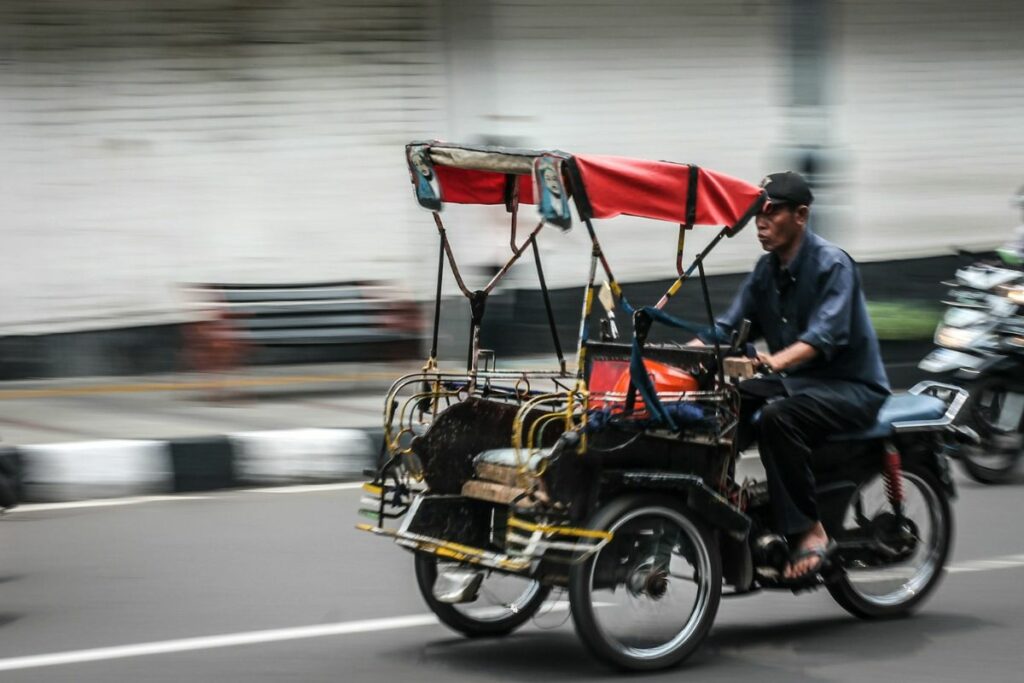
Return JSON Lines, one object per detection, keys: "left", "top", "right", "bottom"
{"left": 836, "top": 0, "right": 1024, "bottom": 259}
{"left": 0, "top": 0, "right": 1021, "bottom": 334}
{"left": 0, "top": 1, "right": 446, "bottom": 333}
{"left": 455, "top": 0, "right": 789, "bottom": 288}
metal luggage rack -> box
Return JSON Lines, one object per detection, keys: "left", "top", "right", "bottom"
{"left": 382, "top": 367, "right": 577, "bottom": 457}
{"left": 894, "top": 381, "right": 971, "bottom": 432}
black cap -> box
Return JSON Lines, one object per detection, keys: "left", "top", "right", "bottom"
{"left": 759, "top": 171, "right": 814, "bottom": 206}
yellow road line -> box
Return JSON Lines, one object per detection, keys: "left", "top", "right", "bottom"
{"left": 0, "top": 372, "right": 400, "bottom": 400}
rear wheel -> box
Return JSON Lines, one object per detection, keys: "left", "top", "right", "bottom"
{"left": 568, "top": 495, "right": 721, "bottom": 671}
{"left": 960, "top": 377, "right": 1023, "bottom": 484}
{"left": 828, "top": 465, "right": 953, "bottom": 619}
{"left": 414, "top": 553, "right": 550, "bottom": 637}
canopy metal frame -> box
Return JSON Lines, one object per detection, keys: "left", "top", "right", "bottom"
{"left": 425, "top": 174, "right": 567, "bottom": 386}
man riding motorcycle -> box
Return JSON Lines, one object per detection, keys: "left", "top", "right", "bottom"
{"left": 695, "top": 171, "right": 890, "bottom": 580}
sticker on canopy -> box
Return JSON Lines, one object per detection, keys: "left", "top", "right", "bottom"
{"left": 534, "top": 156, "right": 572, "bottom": 230}
{"left": 407, "top": 144, "right": 442, "bottom": 211}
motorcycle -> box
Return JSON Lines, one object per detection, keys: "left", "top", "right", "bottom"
{"left": 360, "top": 141, "right": 969, "bottom": 671}
{"left": 920, "top": 260, "right": 1024, "bottom": 483}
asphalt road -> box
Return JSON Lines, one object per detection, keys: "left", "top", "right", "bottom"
{"left": 0, "top": 471, "right": 1022, "bottom": 683}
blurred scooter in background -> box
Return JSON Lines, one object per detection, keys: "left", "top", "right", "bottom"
{"left": 919, "top": 188, "right": 1024, "bottom": 483}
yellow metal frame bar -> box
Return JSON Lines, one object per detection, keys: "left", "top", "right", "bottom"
{"left": 507, "top": 516, "right": 612, "bottom": 541}
{"left": 355, "top": 523, "right": 522, "bottom": 565}
{"left": 400, "top": 536, "right": 530, "bottom": 572}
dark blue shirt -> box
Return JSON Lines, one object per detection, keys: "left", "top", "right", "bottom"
{"left": 716, "top": 230, "right": 890, "bottom": 416}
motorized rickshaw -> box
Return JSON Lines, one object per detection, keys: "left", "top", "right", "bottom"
{"left": 358, "top": 141, "right": 969, "bottom": 670}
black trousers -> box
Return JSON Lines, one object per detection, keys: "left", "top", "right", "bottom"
{"left": 737, "top": 378, "right": 876, "bottom": 537}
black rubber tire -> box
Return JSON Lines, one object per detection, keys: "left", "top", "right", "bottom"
{"left": 959, "top": 376, "right": 1023, "bottom": 484}
{"left": 414, "top": 552, "right": 550, "bottom": 638}
{"left": 568, "top": 494, "right": 721, "bottom": 671}
{"left": 962, "top": 447, "right": 1021, "bottom": 484}
{"left": 828, "top": 465, "right": 953, "bottom": 619}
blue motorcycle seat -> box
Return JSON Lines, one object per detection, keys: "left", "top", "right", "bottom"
{"left": 829, "top": 393, "right": 948, "bottom": 441}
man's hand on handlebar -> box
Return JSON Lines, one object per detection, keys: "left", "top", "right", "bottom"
{"left": 756, "top": 352, "right": 780, "bottom": 373}
{"left": 723, "top": 356, "right": 770, "bottom": 379}
{"left": 758, "top": 342, "right": 818, "bottom": 374}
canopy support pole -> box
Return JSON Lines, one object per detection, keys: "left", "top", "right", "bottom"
{"left": 428, "top": 228, "right": 445, "bottom": 363}
{"left": 685, "top": 227, "right": 730, "bottom": 279}
{"left": 508, "top": 175, "right": 523, "bottom": 252}
{"left": 482, "top": 222, "right": 543, "bottom": 295}
{"left": 467, "top": 290, "right": 488, "bottom": 373}
{"left": 433, "top": 212, "right": 472, "bottom": 298}
{"left": 675, "top": 224, "right": 690, "bottom": 277}
{"left": 431, "top": 211, "right": 549, "bottom": 381}
{"left": 532, "top": 239, "right": 566, "bottom": 374}
{"left": 697, "top": 260, "right": 725, "bottom": 386}
{"left": 581, "top": 218, "right": 626, "bottom": 305}
{"left": 574, "top": 245, "right": 600, "bottom": 382}
{"left": 432, "top": 212, "right": 544, "bottom": 297}
{"left": 417, "top": 227, "right": 447, "bottom": 420}
{"left": 654, "top": 226, "right": 730, "bottom": 311}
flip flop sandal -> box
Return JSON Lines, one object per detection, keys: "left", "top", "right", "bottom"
{"left": 786, "top": 540, "right": 838, "bottom": 581}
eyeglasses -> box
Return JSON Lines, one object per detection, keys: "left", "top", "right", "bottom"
{"left": 759, "top": 199, "right": 796, "bottom": 217}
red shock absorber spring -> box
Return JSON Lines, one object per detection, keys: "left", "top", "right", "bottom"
{"left": 883, "top": 449, "right": 904, "bottom": 506}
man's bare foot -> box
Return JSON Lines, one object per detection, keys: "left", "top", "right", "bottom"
{"left": 784, "top": 522, "right": 831, "bottom": 580}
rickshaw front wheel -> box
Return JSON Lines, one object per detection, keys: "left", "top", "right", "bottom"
{"left": 569, "top": 495, "right": 721, "bottom": 671}
{"left": 414, "top": 553, "right": 550, "bottom": 638}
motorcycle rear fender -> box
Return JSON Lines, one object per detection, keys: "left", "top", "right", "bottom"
{"left": 894, "top": 433, "right": 958, "bottom": 499}
{"left": 602, "top": 470, "right": 751, "bottom": 541}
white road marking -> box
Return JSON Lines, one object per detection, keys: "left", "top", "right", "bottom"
{"left": 0, "top": 537, "right": 1016, "bottom": 675}
{"left": 0, "top": 614, "right": 439, "bottom": 672}
{"left": 946, "top": 553, "right": 1024, "bottom": 573}
{"left": 239, "top": 482, "right": 367, "bottom": 494}
{"left": 0, "top": 602, "right": 573, "bottom": 672}
{"left": 9, "top": 495, "right": 210, "bottom": 513}
{"left": 8, "top": 483, "right": 366, "bottom": 513}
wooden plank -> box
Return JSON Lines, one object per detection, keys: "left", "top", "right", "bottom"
{"left": 461, "top": 480, "right": 537, "bottom": 508}
{"left": 473, "top": 462, "right": 521, "bottom": 487}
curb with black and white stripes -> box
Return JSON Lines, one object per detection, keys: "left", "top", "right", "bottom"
{"left": 0, "top": 428, "right": 382, "bottom": 504}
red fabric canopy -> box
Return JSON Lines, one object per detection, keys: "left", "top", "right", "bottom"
{"left": 414, "top": 142, "right": 763, "bottom": 228}
{"left": 572, "top": 154, "right": 762, "bottom": 227}
{"left": 433, "top": 165, "right": 536, "bottom": 206}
